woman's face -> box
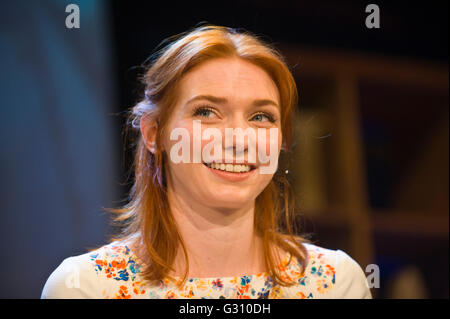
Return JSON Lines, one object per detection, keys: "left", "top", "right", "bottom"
{"left": 161, "top": 57, "right": 282, "bottom": 211}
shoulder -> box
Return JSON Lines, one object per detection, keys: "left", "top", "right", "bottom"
{"left": 41, "top": 241, "right": 140, "bottom": 299}
{"left": 302, "top": 243, "right": 372, "bottom": 299}
{"left": 41, "top": 250, "right": 99, "bottom": 299}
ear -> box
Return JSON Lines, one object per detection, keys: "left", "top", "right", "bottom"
{"left": 281, "top": 140, "right": 287, "bottom": 152}
{"left": 140, "top": 115, "right": 159, "bottom": 154}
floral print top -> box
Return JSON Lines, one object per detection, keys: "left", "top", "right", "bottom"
{"left": 41, "top": 241, "right": 372, "bottom": 299}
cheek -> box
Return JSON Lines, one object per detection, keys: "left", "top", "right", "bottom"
{"left": 162, "top": 121, "right": 194, "bottom": 160}
{"left": 163, "top": 125, "right": 216, "bottom": 168}
{"left": 258, "top": 127, "right": 282, "bottom": 157}
{"left": 199, "top": 131, "right": 219, "bottom": 161}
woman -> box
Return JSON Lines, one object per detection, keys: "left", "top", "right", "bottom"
{"left": 41, "top": 25, "right": 372, "bottom": 299}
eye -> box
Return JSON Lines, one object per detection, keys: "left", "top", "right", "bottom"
{"left": 192, "top": 105, "right": 217, "bottom": 119}
{"left": 251, "top": 112, "right": 276, "bottom": 123}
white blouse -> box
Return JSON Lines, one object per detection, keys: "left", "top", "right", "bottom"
{"left": 41, "top": 241, "right": 372, "bottom": 299}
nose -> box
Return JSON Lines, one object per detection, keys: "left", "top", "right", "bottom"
{"left": 221, "top": 114, "right": 256, "bottom": 163}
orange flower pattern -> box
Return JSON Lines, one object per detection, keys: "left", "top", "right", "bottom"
{"left": 88, "top": 242, "right": 337, "bottom": 299}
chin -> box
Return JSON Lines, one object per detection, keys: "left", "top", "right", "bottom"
{"left": 211, "top": 200, "right": 253, "bottom": 212}
{"left": 205, "top": 189, "right": 257, "bottom": 209}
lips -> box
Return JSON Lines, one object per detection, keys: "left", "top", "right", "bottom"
{"left": 202, "top": 161, "right": 258, "bottom": 182}
{"left": 203, "top": 161, "right": 257, "bottom": 173}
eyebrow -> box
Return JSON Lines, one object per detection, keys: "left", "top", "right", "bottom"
{"left": 185, "top": 94, "right": 280, "bottom": 109}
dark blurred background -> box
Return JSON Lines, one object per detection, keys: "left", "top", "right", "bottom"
{"left": 0, "top": 0, "right": 448, "bottom": 298}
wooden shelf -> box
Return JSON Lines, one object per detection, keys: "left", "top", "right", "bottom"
{"left": 370, "top": 210, "right": 449, "bottom": 240}
{"left": 301, "top": 209, "right": 449, "bottom": 240}
{"left": 280, "top": 44, "right": 449, "bottom": 273}
{"left": 279, "top": 45, "right": 448, "bottom": 90}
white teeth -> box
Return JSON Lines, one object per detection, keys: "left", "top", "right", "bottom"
{"left": 206, "top": 162, "right": 252, "bottom": 173}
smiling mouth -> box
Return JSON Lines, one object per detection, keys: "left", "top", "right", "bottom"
{"left": 202, "top": 162, "right": 257, "bottom": 173}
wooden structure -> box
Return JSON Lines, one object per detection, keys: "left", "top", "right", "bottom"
{"left": 280, "top": 45, "right": 449, "bottom": 297}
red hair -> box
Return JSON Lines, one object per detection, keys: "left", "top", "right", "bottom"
{"left": 110, "top": 24, "right": 310, "bottom": 287}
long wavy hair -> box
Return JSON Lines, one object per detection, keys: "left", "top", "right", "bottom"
{"left": 110, "top": 24, "right": 310, "bottom": 288}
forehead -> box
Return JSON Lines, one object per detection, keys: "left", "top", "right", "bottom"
{"left": 177, "top": 57, "right": 280, "bottom": 105}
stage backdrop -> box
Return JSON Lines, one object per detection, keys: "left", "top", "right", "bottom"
{"left": 0, "top": 0, "right": 119, "bottom": 298}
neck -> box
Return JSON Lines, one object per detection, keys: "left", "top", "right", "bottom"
{"left": 167, "top": 187, "right": 266, "bottom": 278}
